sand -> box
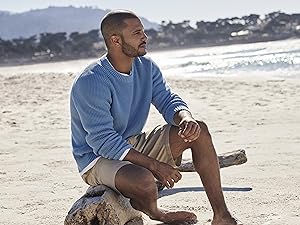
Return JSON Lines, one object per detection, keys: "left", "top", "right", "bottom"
{"left": 0, "top": 61, "right": 300, "bottom": 225}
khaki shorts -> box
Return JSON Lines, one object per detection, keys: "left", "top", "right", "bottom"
{"left": 82, "top": 124, "right": 181, "bottom": 192}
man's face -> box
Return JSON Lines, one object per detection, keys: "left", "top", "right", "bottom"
{"left": 120, "top": 18, "right": 148, "bottom": 57}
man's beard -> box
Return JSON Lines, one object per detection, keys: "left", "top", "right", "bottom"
{"left": 121, "top": 36, "right": 147, "bottom": 57}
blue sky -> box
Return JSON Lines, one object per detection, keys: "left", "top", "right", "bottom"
{"left": 1, "top": 0, "right": 299, "bottom": 25}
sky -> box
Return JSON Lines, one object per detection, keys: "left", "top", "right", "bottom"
{"left": 0, "top": 0, "right": 299, "bottom": 25}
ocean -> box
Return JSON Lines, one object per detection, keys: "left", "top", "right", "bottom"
{"left": 0, "top": 38, "right": 299, "bottom": 79}
{"left": 148, "top": 38, "right": 300, "bottom": 79}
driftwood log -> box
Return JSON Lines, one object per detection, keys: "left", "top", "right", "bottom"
{"left": 65, "top": 149, "right": 247, "bottom": 225}
{"left": 178, "top": 149, "right": 247, "bottom": 172}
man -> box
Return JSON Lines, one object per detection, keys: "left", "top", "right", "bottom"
{"left": 70, "top": 10, "right": 241, "bottom": 225}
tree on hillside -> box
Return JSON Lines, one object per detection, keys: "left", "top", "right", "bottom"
{"left": 69, "top": 29, "right": 103, "bottom": 57}
{"left": 159, "top": 20, "right": 195, "bottom": 46}
{"left": 38, "top": 32, "right": 67, "bottom": 56}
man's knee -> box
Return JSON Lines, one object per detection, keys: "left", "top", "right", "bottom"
{"left": 136, "top": 167, "right": 156, "bottom": 193}
{"left": 196, "top": 120, "right": 211, "bottom": 138}
{"left": 116, "top": 164, "right": 157, "bottom": 199}
{"left": 132, "top": 167, "right": 158, "bottom": 203}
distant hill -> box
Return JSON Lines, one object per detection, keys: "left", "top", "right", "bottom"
{"left": 0, "top": 6, "right": 159, "bottom": 39}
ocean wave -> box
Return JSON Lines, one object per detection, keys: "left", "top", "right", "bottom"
{"left": 174, "top": 53, "right": 211, "bottom": 59}
{"left": 173, "top": 47, "right": 267, "bottom": 59}
{"left": 230, "top": 59, "right": 297, "bottom": 70}
{"left": 223, "top": 49, "right": 300, "bottom": 60}
{"left": 207, "top": 60, "right": 297, "bottom": 73}
{"left": 189, "top": 60, "right": 299, "bottom": 73}
{"left": 155, "top": 39, "right": 300, "bottom": 78}
{"left": 220, "top": 47, "right": 267, "bottom": 56}
{"left": 162, "top": 61, "right": 211, "bottom": 69}
{"left": 162, "top": 57, "right": 300, "bottom": 76}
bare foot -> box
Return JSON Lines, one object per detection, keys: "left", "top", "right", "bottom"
{"left": 151, "top": 209, "right": 197, "bottom": 224}
{"left": 211, "top": 215, "right": 242, "bottom": 225}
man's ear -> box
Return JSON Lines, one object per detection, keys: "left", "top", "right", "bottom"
{"left": 110, "top": 35, "right": 121, "bottom": 47}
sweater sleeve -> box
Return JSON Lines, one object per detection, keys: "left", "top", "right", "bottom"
{"left": 71, "top": 73, "right": 132, "bottom": 160}
{"left": 151, "top": 62, "right": 190, "bottom": 125}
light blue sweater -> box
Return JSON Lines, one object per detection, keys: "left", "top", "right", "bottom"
{"left": 70, "top": 55, "right": 189, "bottom": 173}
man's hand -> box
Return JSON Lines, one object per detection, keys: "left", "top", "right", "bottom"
{"left": 150, "top": 161, "right": 182, "bottom": 189}
{"left": 175, "top": 110, "right": 201, "bottom": 142}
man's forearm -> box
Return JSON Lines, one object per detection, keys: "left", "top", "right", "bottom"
{"left": 123, "top": 148, "right": 158, "bottom": 171}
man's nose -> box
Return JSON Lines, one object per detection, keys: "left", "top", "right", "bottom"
{"left": 142, "top": 31, "right": 148, "bottom": 41}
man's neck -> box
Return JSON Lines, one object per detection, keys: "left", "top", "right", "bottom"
{"left": 107, "top": 53, "right": 134, "bottom": 75}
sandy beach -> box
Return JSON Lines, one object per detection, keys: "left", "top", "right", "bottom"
{"left": 0, "top": 62, "right": 300, "bottom": 225}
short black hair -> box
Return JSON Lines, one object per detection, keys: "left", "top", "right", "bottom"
{"left": 100, "top": 10, "right": 139, "bottom": 46}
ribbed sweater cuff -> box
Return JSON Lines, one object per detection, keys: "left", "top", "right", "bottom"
{"left": 119, "top": 148, "right": 131, "bottom": 160}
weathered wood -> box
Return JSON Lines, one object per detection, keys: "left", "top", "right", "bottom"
{"left": 65, "top": 185, "right": 143, "bottom": 225}
{"left": 178, "top": 149, "right": 247, "bottom": 172}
